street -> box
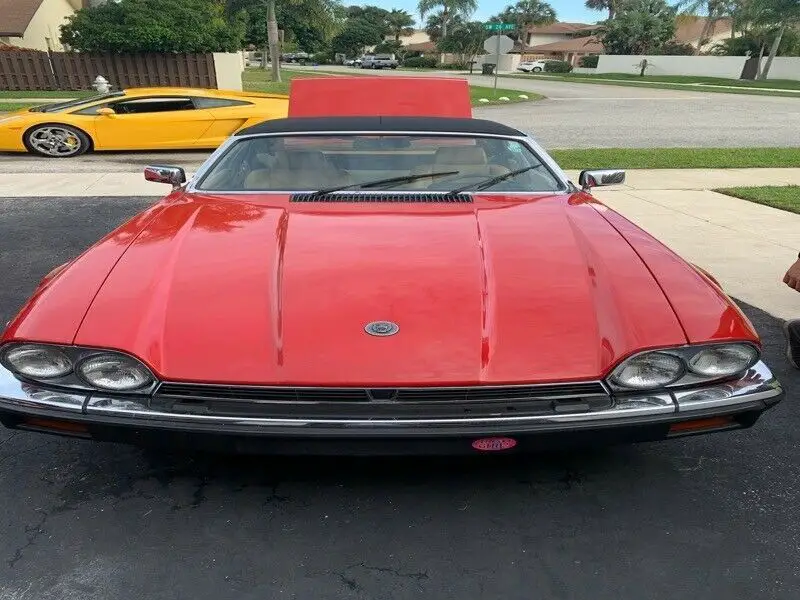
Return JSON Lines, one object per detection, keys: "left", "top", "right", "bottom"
{"left": 293, "top": 66, "right": 800, "bottom": 149}
{"left": 0, "top": 195, "right": 798, "bottom": 600}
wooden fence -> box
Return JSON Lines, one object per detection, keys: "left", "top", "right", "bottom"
{"left": 0, "top": 50, "right": 218, "bottom": 91}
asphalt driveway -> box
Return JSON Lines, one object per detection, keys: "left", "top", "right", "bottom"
{"left": 0, "top": 196, "right": 798, "bottom": 600}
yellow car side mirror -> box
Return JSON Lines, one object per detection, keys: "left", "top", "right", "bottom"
{"left": 97, "top": 107, "right": 116, "bottom": 117}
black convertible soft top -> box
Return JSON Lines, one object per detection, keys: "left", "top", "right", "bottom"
{"left": 235, "top": 116, "right": 525, "bottom": 137}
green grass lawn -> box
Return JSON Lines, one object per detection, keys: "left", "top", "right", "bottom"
{"left": 715, "top": 186, "right": 800, "bottom": 214}
{"left": 243, "top": 67, "right": 542, "bottom": 105}
{"left": 550, "top": 147, "right": 800, "bottom": 170}
{"left": 506, "top": 72, "right": 800, "bottom": 98}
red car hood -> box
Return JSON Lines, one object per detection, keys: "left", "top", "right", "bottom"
{"left": 65, "top": 193, "right": 693, "bottom": 385}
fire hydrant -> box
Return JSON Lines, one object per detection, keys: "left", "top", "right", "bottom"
{"left": 93, "top": 75, "right": 110, "bottom": 93}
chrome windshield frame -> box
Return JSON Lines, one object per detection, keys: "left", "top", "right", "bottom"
{"left": 186, "top": 130, "right": 572, "bottom": 195}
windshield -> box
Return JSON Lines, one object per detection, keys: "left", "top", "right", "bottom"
{"left": 196, "top": 134, "right": 563, "bottom": 193}
{"left": 28, "top": 92, "right": 125, "bottom": 113}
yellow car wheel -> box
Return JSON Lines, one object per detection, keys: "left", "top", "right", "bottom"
{"left": 24, "top": 124, "right": 91, "bottom": 158}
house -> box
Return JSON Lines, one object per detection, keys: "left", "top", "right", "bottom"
{"left": 522, "top": 17, "right": 735, "bottom": 65}
{"left": 525, "top": 22, "right": 597, "bottom": 48}
{"left": 388, "top": 29, "right": 431, "bottom": 47}
{"left": 0, "top": 0, "right": 86, "bottom": 52}
{"left": 674, "top": 15, "right": 734, "bottom": 52}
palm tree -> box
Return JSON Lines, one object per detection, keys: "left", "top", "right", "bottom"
{"left": 503, "top": 0, "right": 557, "bottom": 44}
{"left": 675, "top": 0, "right": 734, "bottom": 54}
{"left": 585, "top": 0, "right": 617, "bottom": 20}
{"left": 749, "top": 0, "right": 800, "bottom": 79}
{"left": 418, "top": 0, "right": 477, "bottom": 41}
{"left": 387, "top": 9, "right": 416, "bottom": 41}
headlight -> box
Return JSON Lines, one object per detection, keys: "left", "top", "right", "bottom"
{"left": 610, "top": 352, "right": 685, "bottom": 389}
{"left": 688, "top": 344, "right": 758, "bottom": 377}
{"left": 76, "top": 354, "right": 154, "bottom": 391}
{"left": 2, "top": 344, "right": 73, "bottom": 379}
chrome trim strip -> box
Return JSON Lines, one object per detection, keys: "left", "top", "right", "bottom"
{"left": 84, "top": 395, "right": 675, "bottom": 426}
{"left": 674, "top": 361, "right": 782, "bottom": 412}
{"left": 0, "top": 362, "right": 782, "bottom": 430}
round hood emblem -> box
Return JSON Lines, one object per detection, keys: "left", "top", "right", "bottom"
{"left": 365, "top": 321, "right": 399, "bottom": 337}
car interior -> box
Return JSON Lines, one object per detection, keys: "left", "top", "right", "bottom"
{"left": 197, "top": 135, "right": 563, "bottom": 192}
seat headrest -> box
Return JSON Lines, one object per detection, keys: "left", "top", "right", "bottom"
{"left": 275, "top": 150, "right": 332, "bottom": 171}
{"left": 434, "top": 146, "right": 488, "bottom": 165}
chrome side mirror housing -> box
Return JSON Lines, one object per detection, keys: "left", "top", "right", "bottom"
{"left": 144, "top": 165, "right": 187, "bottom": 190}
{"left": 578, "top": 169, "right": 626, "bottom": 192}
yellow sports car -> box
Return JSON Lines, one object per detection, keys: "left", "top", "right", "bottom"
{"left": 0, "top": 87, "right": 288, "bottom": 158}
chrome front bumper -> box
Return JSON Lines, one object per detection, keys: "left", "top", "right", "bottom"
{"left": 0, "top": 361, "right": 783, "bottom": 432}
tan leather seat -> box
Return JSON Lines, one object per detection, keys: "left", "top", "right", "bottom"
{"left": 407, "top": 146, "right": 509, "bottom": 188}
{"left": 244, "top": 150, "right": 350, "bottom": 190}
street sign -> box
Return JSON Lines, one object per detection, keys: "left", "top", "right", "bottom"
{"left": 483, "top": 35, "right": 514, "bottom": 55}
{"left": 484, "top": 22, "right": 515, "bottom": 32}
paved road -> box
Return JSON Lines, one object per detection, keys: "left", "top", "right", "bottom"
{"left": 0, "top": 196, "right": 798, "bottom": 600}
{"left": 300, "top": 66, "right": 800, "bottom": 148}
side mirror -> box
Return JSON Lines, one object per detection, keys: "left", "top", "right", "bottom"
{"left": 578, "top": 169, "right": 626, "bottom": 192}
{"left": 144, "top": 165, "right": 187, "bottom": 189}
{"left": 96, "top": 107, "right": 116, "bottom": 117}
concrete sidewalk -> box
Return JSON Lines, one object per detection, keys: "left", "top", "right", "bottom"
{"left": 2, "top": 167, "right": 798, "bottom": 197}
{"left": 2, "top": 167, "right": 799, "bottom": 319}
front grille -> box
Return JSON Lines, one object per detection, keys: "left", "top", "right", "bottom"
{"left": 153, "top": 382, "right": 611, "bottom": 420}
{"left": 290, "top": 192, "right": 473, "bottom": 203}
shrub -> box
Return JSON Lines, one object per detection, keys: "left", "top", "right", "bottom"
{"left": 311, "top": 50, "right": 334, "bottom": 64}
{"left": 659, "top": 41, "right": 696, "bottom": 55}
{"left": 578, "top": 54, "right": 599, "bottom": 68}
{"left": 438, "top": 61, "right": 470, "bottom": 70}
{"left": 402, "top": 56, "right": 438, "bottom": 68}
{"left": 544, "top": 60, "right": 573, "bottom": 73}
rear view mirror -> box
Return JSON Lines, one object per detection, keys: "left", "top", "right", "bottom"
{"left": 144, "top": 165, "right": 186, "bottom": 189}
{"left": 578, "top": 169, "right": 626, "bottom": 192}
{"left": 96, "top": 107, "right": 116, "bottom": 117}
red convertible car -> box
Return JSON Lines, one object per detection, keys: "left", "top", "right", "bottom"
{"left": 0, "top": 79, "right": 783, "bottom": 454}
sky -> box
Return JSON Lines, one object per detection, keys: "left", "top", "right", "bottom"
{"left": 366, "top": 1, "right": 602, "bottom": 26}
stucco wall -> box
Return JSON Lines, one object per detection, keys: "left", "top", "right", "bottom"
{"left": 213, "top": 52, "right": 245, "bottom": 90}
{"left": 475, "top": 53, "right": 521, "bottom": 72}
{"left": 760, "top": 57, "right": 800, "bottom": 81}
{"left": 527, "top": 33, "right": 568, "bottom": 46}
{"left": 595, "top": 55, "right": 747, "bottom": 78}
{"left": 14, "top": 0, "right": 77, "bottom": 51}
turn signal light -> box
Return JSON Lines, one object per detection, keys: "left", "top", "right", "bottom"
{"left": 669, "top": 416, "right": 736, "bottom": 434}
{"left": 19, "top": 418, "right": 90, "bottom": 437}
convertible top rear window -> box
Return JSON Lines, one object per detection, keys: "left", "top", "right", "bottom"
{"left": 196, "top": 134, "right": 564, "bottom": 193}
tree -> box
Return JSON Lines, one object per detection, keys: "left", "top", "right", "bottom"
{"left": 418, "top": 0, "right": 477, "bottom": 41}
{"left": 600, "top": 0, "right": 677, "bottom": 55}
{"left": 387, "top": 9, "right": 415, "bottom": 41}
{"left": 436, "top": 20, "right": 485, "bottom": 63}
{"left": 60, "top": 0, "right": 246, "bottom": 53}
{"left": 425, "top": 12, "right": 466, "bottom": 42}
{"left": 491, "top": 0, "right": 557, "bottom": 44}
{"left": 226, "top": 0, "right": 343, "bottom": 79}
{"left": 675, "top": 1, "right": 734, "bottom": 55}
{"left": 331, "top": 17, "right": 384, "bottom": 56}
{"left": 585, "top": 0, "right": 618, "bottom": 20}
{"left": 710, "top": 26, "right": 800, "bottom": 56}
{"left": 748, "top": 0, "right": 800, "bottom": 78}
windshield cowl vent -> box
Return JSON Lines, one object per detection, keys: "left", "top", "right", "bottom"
{"left": 290, "top": 192, "right": 474, "bottom": 203}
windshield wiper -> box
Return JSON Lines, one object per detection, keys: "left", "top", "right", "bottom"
{"left": 310, "top": 170, "right": 460, "bottom": 196}
{"left": 449, "top": 165, "right": 539, "bottom": 195}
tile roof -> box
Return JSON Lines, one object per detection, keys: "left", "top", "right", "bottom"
{"left": 0, "top": 0, "right": 46, "bottom": 37}
{"left": 527, "top": 22, "right": 597, "bottom": 35}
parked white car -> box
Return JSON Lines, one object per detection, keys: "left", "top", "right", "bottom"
{"left": 518, "top": 60, "right": 557, "bottom": 73}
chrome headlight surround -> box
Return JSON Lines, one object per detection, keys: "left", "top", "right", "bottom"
{"left": 608, "top": 342, "right": 760, "bottom": 391}
{"left": 0, "top": 342, "right": 157, "bottom": 394}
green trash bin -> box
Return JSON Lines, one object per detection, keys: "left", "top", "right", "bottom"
{"left": 482, "top": 63, "right": 495, "bottom": 75}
